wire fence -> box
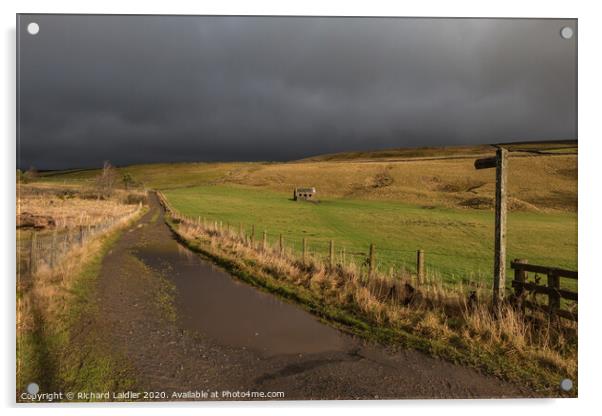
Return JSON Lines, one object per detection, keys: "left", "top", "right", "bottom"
{"left": 156, "top": 191, "right": 493, "bottom": 289}
{"left": 17, "top": 205, "right": 143, "bottom": 281}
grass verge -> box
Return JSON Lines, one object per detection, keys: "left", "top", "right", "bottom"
{"left": 16, "top": 208, "right": 147, "bottom": 401}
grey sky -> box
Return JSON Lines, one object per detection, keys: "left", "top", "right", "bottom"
{"left": 17, "top": 15, "right": 577, "bottom": 170}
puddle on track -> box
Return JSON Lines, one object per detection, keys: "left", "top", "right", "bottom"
{"left": 134, "top": 240, "right": 349, "bottom": 357}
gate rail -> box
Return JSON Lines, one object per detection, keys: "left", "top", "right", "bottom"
{"left": 511, "top": 259, "right": 577, "bottom": 321}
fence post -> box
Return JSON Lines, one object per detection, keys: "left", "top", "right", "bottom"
{"left": 417, "top": 249, "right": 425, "bottom": 284}
{"left": 513, "top": 259, "right": 528, "bottom": 313}
{"left": 329, "top": 240, "right": 335, "bottom": 269}
{"left": 302, "top": 237, "right": 307, "bottom": 264}
{"left": 29, "top": 232, "right": 37, "bottom": 276}
{"left": 50, "top": 230, "right": 57, "bottom": 268}
{"left": 341, "top": 247, "right": 346, "bottom": 266}
{"left": 262, "top": 230, "right": 267, "bottom": 250}
{"left": 279, "top": 234, "right": 283, "bottom": 256}
{"left": 548, "top": 270, "right": 561, "bottom": 321}
{"left": 369, "top": 243, "right": 376, "bottom": 276}
{"left": 493, "top": 148, "right": 508, "bottom": 308}
{"left": 250, "top": 225, "right": 255, "bottom": 247}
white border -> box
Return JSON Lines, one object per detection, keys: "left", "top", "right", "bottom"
{"left": 2, "top": 1, "right": 601, "bottom": 415}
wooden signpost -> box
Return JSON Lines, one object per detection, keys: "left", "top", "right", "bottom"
{"left": 475, "top": 147, "right": 508, "bottom": 308}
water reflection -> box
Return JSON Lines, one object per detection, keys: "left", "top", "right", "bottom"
{"left": 136, "top": 237, "right": 348, "bottom": 357}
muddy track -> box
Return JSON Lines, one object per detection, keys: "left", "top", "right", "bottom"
{"left": 93, "top": 194, "right": 530, "bottom": 400}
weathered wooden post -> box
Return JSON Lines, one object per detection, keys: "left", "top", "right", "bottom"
{"left": 417, "top": 249, "right": 425, "bottom": 284}
{"left": 341, "top": 247, "right": 346, "bottom": 266}
{"left": 250, "top": 225, "right": 255, "bottom": 247}
{"left": 548, "top": 270, "right": 561, "bottom": 321}
{"left": 262, "top": 230, "right": 267, "bottom": 250}
{"left": 368, "top": 243, "right": 376, "bottom": 276}
{"left": 493, "top": 148, "right": 508, "bottom": 307}
{"left": 50, "top": 230, "right": 57, "bottom": 268}
{"left": 302, "top": 237, "right": 307, "bottom": 264}
{"left": 513, "top": 258, "right": 528, "bottom": 312}
{"left": 279, "top": 234, "right": 283, "bottom": 256}
{"left": 329, "top": 240, "right": 335, "bottom": 269}
{"left": 475, "top": 147, "right": 508, "bottom": 308}
{"left": 29, "top": 232, "right": 37, "bottom": 276}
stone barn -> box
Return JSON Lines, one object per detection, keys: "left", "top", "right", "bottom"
{"left": 293, "top": 187, "right": 317, "bottom": 201}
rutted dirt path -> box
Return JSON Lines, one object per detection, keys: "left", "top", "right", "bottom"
{"left": 94, "top": 194, "right": 530, "bottom": 400}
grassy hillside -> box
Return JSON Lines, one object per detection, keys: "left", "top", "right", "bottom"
{"left": 40, "top": 145, "right": 577, "bottom": 213}
{"left": 209, "top": 153, "right": 576, "bottom": 212}
{"left": 300, "top": 144, "right": 495, "bottom": 162}
{"left": 301, "top": 140, "right": 577, "bottom": 162}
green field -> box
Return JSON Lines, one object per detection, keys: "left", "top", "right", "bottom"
{"left": 164, "top": 184, "right": 577, "bottom": 287}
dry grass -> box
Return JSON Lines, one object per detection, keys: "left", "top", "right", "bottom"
{"left": 223, "top": 153, "right": 577, "bottom": 212}
{"left": 17, "top": 206, "right": 143, "bottom": 334}
{"left": 17, "top": 184, "right": 147, "bottom": 287}
{"left": 171, "top": 212, "right": 577, "bottom": 393}
{"left": 17, "top": 183, "right": 144, "bottom": 229}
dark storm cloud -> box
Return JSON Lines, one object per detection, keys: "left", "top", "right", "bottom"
{"left": 17, "top": 15, "right": 576, "bottom": 169}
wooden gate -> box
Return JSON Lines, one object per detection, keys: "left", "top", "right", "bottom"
{"left": 510, "top": 259, "right": 577, "bottom": 321}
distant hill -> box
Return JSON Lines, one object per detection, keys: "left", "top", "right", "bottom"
{"left": 299, "top": 140, "right": 577, "bottom": 162}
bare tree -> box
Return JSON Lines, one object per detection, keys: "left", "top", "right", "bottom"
{"left": 96, "top": 161, "right": 118, "bottom": 198}
{"left": 122, "top": 172, "right": 136, "bottom": 190}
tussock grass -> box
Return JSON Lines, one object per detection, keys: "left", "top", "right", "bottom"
{"left": 169, "top": 214, "right": 577, "bottom": 396}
